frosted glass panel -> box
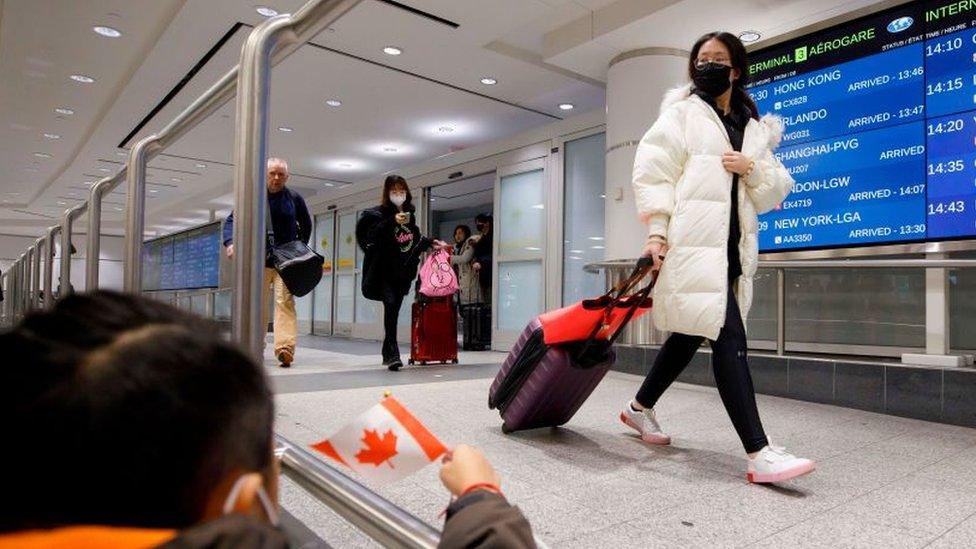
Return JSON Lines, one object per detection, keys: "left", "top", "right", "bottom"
{"left": 563, "top": 133, "right": 606, "bottom": 304}
{"left": 214, "top": 289, "right": 231, "bottom": 320}
{"left": 313, "top": 213, "right": 334, "bottom": 326}
{"left": 356, "top": 274, "right": 379, "bottom": 324}
{"left": 498, "top": 169, "right": 545, "bottom": 255}
{"left": 336, "top": 274, "right": 354, "bottom": 323}
{"left": 336, "top": 212, "right": 356, "bottom": 272}
{"left": 497, "top": 260, "right": 543, "bottom": 331}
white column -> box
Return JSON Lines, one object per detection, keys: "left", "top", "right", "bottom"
{"left": 604, "top": 48, "right": 688, "bottom": 261}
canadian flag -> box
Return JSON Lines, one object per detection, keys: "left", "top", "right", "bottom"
{"left": 311, "top": 396, "right": 447, "bottom": 485}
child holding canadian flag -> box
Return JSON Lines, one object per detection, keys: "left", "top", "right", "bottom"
{"left": 312, "top": 396, "right": 536, "bottom": 548}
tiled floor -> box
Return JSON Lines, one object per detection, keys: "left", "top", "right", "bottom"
{"left": 271, "top": 337, "right": 976, "bottom": 548}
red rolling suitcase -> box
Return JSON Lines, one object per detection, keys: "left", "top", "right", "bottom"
{"left": 409, "top": 296, "right": 459, "bottom": 366}
{"left": 488, "top": 261, "right": 653, "bottom": 433}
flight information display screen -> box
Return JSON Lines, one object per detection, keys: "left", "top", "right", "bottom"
{"left": 748, "top": 0, "right": 976, "bottom": 252}
{"left": 142, "top": 222, "right": 221, "bottom": 291}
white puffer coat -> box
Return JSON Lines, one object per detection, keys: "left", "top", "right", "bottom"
{"left": 633, "top": 84, "right": 793, "bottom": 340}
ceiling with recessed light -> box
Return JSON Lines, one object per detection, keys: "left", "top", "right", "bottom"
{"left": 0, "top": 0, "right": 898, "bottom": 239}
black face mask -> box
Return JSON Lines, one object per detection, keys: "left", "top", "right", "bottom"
{"left": 693, "top": 62, "right": 733, "bottom": 96}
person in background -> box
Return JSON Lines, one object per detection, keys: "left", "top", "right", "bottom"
{"left": 622, "top": 31, "right": 812, "bottom": 484}
{"left": 450, "top": 224, "right": 480, "bottom": 305}
{"left": 470, "top": 213, "right": 493, "bottom": 302}
{"left": 0, "top": 291, "right": 535, "bottom": 548}
{"left": 223, "top": 157, "right": 311, "bottom": 368}
{"left": 356, "top": 175, "right": 448, "bottom": 371}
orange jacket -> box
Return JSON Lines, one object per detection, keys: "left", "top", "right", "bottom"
{"left": 0, "top": 525, "right": 175, "bottom": 549}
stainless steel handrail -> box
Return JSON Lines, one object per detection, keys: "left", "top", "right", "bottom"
{"left": 60, "top": 203, "right": 88, "bottom": 297}
{"left": 122, "top": 64, "right": 243, "bottom": 292}
{"left": 231, "top": 0, "right": 363, "bottom": 359}
{"left": 275, "top": 435, "right": 441, "bottom": 549}
{"left": 587, "top": 258, "right": 976, "bottom": 356}
{"left": 42, "top": 225, "right": 60, "bottom": 309}
{"left": 31, "top": 238, "right": 42, "bottom": 310}
{"left": 87, "top": 172, "right": 126, "bottom": 290}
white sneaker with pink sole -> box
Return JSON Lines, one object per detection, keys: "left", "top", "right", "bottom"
{"left": 747, "top": 445, "right": 816, "bottom": 483}
{"left": 619, "top": 401, "right": 671, "bottom": 445}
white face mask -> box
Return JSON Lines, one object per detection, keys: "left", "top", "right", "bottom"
{"left": 390, "top": 193, "right": 407, "bottom": 207}
{"left": 222, "top": 474, "right": 280, "bottom": 527}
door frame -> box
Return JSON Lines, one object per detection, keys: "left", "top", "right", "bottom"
{"left": 312, "top": 211, "right": 337, "bottom": 336}
{"left": 552, "top": 126, "right": 607, "bottom": 309}
{"left": 492, "top": 157, "right": 549, "bottom": 350}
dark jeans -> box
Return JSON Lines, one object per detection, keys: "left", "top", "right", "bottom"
{"left": 382, "top": 294, "right": 404, "bottom": 362}
{"left": 635, "top": 285, "right": 769, "bottom": 454}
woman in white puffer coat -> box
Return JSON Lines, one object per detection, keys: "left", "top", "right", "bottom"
{"left": 619, "top": 32, "right": 815, "bottom": 484}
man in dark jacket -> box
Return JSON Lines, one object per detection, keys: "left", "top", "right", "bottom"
{"left": 223, "top": 157, "right": 311, "bottom": 368}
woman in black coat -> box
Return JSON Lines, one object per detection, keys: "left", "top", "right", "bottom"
{"left": 356, "top": 175, "right": 446, "bottom": 370}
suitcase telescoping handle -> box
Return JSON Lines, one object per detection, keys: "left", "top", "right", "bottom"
{"left": 575, "top": 259, "right": 657, "bottom": 362}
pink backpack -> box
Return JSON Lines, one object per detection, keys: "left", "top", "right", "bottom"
{"left": 419, "top": 249, "right": 459, "bottom": 297}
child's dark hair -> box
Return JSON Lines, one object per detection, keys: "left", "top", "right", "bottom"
{"left": 0, "top": 291, "right": 274, "bottom": 531}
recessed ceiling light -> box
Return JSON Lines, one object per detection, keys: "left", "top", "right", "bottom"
{"left": 57, "top": 201, "right": 66, "bottom": 206}
{"left": 33, "top": 152, "right": 52, "bottom": 158}
{"left": 117, "top": 151, "right": 128, "bottom": 157}
{"left": 255, "top": 6, "right": 278, "bottom": 17}
{"left": 339, "top": 162, "right": 353, "bottom": 168}
{"left": 480, "top": 77, "right": 497, "bottom": 85}
{"left": 324, "top": 183, "right": 335, "bottom": 187}
{"left": 93, "top": 25, "right": 122, "bottom": 38}
{"left": 171, "top": 177, "right": 182, "bottom": 182}
{"left": 558, "top": 103, "right": 575, "bottom": 111}
{"left": 382, "top": 46, "right": 402, "bottom": 56}
{"left": 70, "top": 74, "right": 95, "bottom": 84}
{"left": 149, "top": 189, "right": 158, "bottom": 194}
{"left": 54, "top": 107, "right": 74, "bottom": 115}
{"left": 739, "top": 30, "right": 762, "bottom": 43}
{"left": 114, "top": 207, "right": 123, "bottom": 211}
{"left": 325, "top": 99, "right": 342, "bottom": 107}
{"left": 43, "top": 133, "right": 60, "bottom": 139}
{"left": 277, "top": 126, "right": 293, "bottom": 132}
{"left": 438, "top": 126, "right": 454, "bottom": 133}
{"left": 196, "top": 163, "right": 207, "bottom": 169}
{"left": 98, "top": 167, "right": 110, "bottom": 172}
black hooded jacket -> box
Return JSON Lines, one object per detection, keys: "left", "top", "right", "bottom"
{"left": 355, "top": 203, "right": 432, "bottom": 301}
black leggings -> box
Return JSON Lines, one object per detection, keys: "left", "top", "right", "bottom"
{"left": 382, "top": 294, "right": 404, "bottom": 362}
{"left": 635, "top": 285, "right": 769, "bottom": 454}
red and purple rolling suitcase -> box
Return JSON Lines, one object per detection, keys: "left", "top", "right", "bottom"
{"left": 409, "top": 296, "right": 459, "bottom": 366}
{"left": 488, "top": 260, "right": 654, "bottom": 433}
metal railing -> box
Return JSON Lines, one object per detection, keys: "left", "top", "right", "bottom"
{"left": 0, "top": 0, "right": 461, "bottom": 545}
{"left": 275, "top": 435, "right": 440, "bottom": 548}
{"left": 587, "top": 258, "right": 976, "bottom": 357}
